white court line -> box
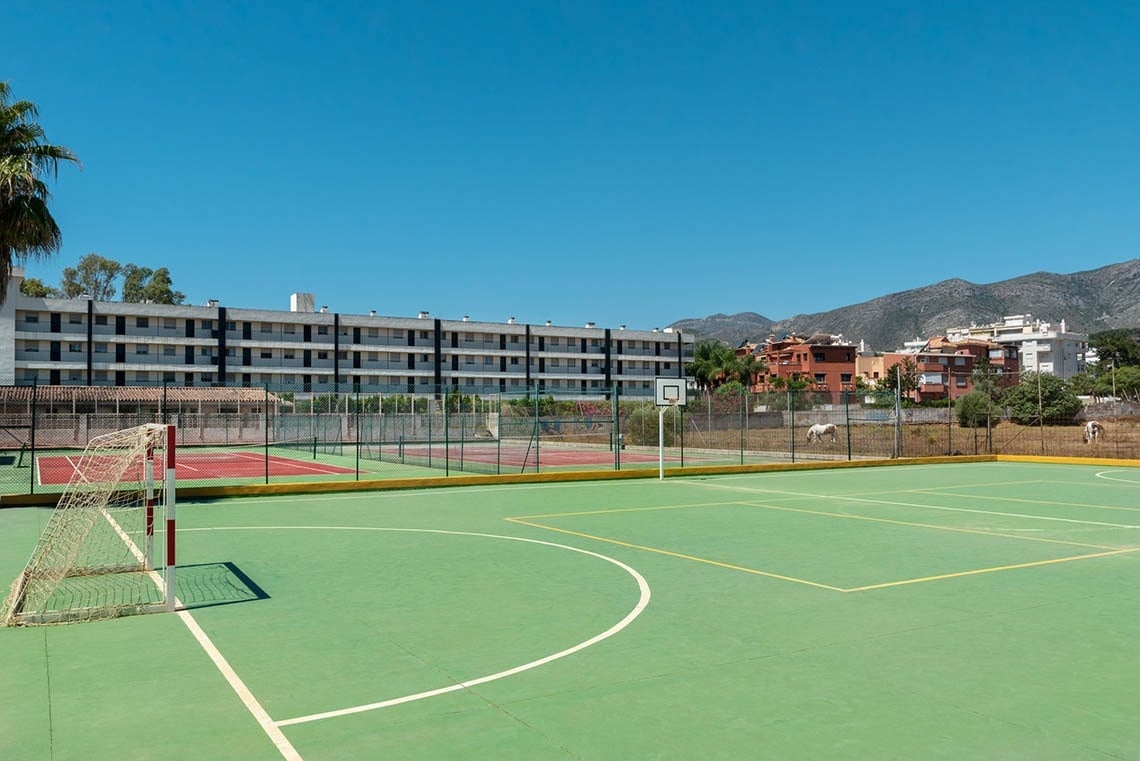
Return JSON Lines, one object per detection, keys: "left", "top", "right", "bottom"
{"left": 681, "top": 480, "right": 1140, "bottom": 530}
{"left": 230, "top": 450, "right": 350, "bottom": 475}
{"left": 1095, "top": 470, "right": 1140, "bottom": 486}
{"left": 182, "top": 526, "right": 651, "bottom": 728}
{"left": 100, "top": 512, "right": 304, "bottom": 761}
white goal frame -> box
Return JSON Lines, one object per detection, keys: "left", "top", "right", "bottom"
{"left": 1, "top": 424, "right": 177, "bottom": 626}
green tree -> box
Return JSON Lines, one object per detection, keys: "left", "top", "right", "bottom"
{"left": 970, "top": 356, "right": 1002, "bottom": 402}
{"left": 1003, "top": 371, "right": 1082, "bottom": 425}
{"left": 1065, "top": 370, "right": 1097, "bottom": 398}
{"left": 1089, "top": 329, "right": 1140, "bottom": 369}
{"left": 0, "top": 81, "right": 80, "bottom": 302}
{"left": 956, "top": 390, "right": 1000, "bottom": 428}
{"left": 121, "top": 264, "right": 151, "bottom": 302}
{"left": 60, "top": 252, "right": 120, "bottom": 299}
{"left": 882, "top": 357, "right": 918, "bottom": 395}
{"left": 1107, "top": 365, "right": 1140, "bottom": 402}
{"left": 140, "top": 267, "right": 185, "bottom": 304}
{"left": 686, "top": 340, "right": 736, "bottom": 390}
{"left": 19, "top": 276, "right": 58, "bottom": 297}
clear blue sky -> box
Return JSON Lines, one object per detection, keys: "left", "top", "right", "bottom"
{"left": 7, "top": 1, "right": 1139, "bottom": 330}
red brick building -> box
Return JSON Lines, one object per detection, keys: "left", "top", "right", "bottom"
{"left": 881, "top": 336, "right": 1019, "bottom": 403}
{"left": 742, "top": 333, "right": 859, "bottom": 392}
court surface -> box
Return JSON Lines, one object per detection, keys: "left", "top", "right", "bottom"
{"left": 34, "top": 449, "right": 357, "bottom": 485}
{"left": 2, "top": 460, "right": 1139, "bottom": 760}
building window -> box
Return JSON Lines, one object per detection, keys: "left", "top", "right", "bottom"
{"left": 284, "top": 351, "right": 295, "bottom": 360}
{"left": 225, "top": 321, "right": 236, "bottom": 331}
{"left": 226, "top": 348, "right": 236, "bottom": 357}
{"left": 95, "top": 315, "right": 108, "bottom": 325}
{"left": 164, "top": 318, "right": 176, "bottom": 330}
{"left": 25, "top": 341, "right": 39, "bottom": 353}
{"left": 317, "top": 351, "right": 329, "bottom": 360}
{"left": 284, "top": 325, "right": 295, "bottom": 334}
{"left": 136, "top": 345, "right": 149, "bottom": 355}
{"left": 68, "top": 343, "right": 82, "bottom": 353}
{"left": 136, "top": 317, "right": 149, "bottom": 328}
{"left": 841, "top": 373, "right": 852, "bottom": 383}
{"left": 814, "top": 374, "right": 826, "bottom": 384}
{"left": 201, "top": 320, "right": 213, "bottom": 330}
{"left": 25, "top": 313, "right": 39, "bottom": 324}
{"left": 69, "top": 314, "right": 83, "bottom": 325}
{"left": 164, "top": 372, "right": 176, "bottom": 382}
{"left": 94, "top": 343, "right": 108, "bottom": 354}
{"left": 261, "top": 322, "right": 273, "bottom": 333}
{"left": 260, "top": 351, "right": 272, "bottom": 359}
{"left": 163, "top": 346, "right": 176, "bottom": 356}
{"left": 317, "top": 326, "right": 329, "bottom": 335}
{"left": 136, "top": 372, "right": 150, "bottom": 382}
{"left": 200, "top": 348, "right": 212, "bottom": 356}
{"left": 338, "top": 351, "right": 347, "bottom": 360}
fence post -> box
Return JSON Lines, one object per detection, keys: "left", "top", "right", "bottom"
{"left": 29, "top": 380, "right": 37, "bottom": 495}
{"left": 789, "top": 390, "right": 796, "bottom": 463}
{"left": 843, "top": 391, "right": 850, "bottom": 459}
{"left": 739, "top": 387, "right": 745, "bottom": 466}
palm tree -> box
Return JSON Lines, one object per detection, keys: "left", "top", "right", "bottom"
{"left": 686, "top": 340, "right": 737, "bottom": 390}
{"left": 0, "top": 81, "right": 80, "bottom": 302}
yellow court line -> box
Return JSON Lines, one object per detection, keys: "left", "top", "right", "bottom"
{"left": 510, "top": 499, "right": 742, "bottom": 521}
{"left": 846, "top": 547, "right": 1140, "bottom": 592}
{"left": 734, "top": 500, "right": 1121, "bottom": 550}
{"left": 909, "top": 487, "right": 1140, "bottom": 515}
{"left": 504, "top": 517, "right": 848, "bottom": 592}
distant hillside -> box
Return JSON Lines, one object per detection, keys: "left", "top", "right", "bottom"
{"left": 669, "top": 259, "right": 1140, "bottom": 351}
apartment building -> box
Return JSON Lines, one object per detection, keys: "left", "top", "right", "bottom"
{"left": 946, "top": 314, "right": 1088, "bottom": 379}
{"left": 875, "top": 336, "right": 1020, "bottom": 403}
{"left": 744, "top": 333, "right": 859, "bottom": 392}
{"left": 0, "top": 271, "right": 692, "bottom": 396}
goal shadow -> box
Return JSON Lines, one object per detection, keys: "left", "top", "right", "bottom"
{"left": 175, "top": 561, "right": 270, "bottom": 610}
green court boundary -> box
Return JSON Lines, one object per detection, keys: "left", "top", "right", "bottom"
{"left": 2, "top": 453, "right": 1137, "bottom": 508}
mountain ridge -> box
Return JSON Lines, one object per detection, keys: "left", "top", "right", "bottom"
{"left": 668, "top": 259, "right": 1140, "bottom": 350}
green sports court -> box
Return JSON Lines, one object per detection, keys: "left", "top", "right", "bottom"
{"left": 2, "top": 459, "right": 1139, "bottom": 760}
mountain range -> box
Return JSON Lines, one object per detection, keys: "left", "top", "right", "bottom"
{"left": 668, "top": 259, "right": 1140, "bottom": 352}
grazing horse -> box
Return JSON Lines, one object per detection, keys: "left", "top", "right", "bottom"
{"left": 1083, "top": 420, "right": 1105, "bottom": 444}
{"left": 807, "top": 423, "right": 838, "bottom": 444}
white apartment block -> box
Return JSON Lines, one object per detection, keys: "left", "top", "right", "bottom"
{"left": 945, "top": 314, "right": 1088, "bottom": 379}
{"left": 0, "top": 271, "right": 692, "bottom": 396}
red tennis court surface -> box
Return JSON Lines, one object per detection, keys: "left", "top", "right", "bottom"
{"left": 378, "top": 443, "right": 680, "bottom": 468}
{"left": 36, "top": 450, "right": 356, "bottom": 485}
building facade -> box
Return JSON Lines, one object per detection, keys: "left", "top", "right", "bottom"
{"left": 0, "top": 271, "right": 692, "bottom": 397}
{"left": 744, "top": 333, "right": 859, "bottom": 392}
{"left": 945, "top": 314, "right": 1088, "bottom": 379}
{"left": 873, "top": 336, "right": 1020, "bottom": 404}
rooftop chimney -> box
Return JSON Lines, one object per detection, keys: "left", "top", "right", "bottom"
{"left": 418, "top": 311, "right": 430, "bottom": 319}
{"left": 291, "top": 293, "right": 315, "bottom": 312}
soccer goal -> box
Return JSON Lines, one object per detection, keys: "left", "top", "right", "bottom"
{"left": 1, "top": 424, "right": 177, "bottom": 626}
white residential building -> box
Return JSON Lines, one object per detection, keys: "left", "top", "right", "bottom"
{"left": 0, "top": 270, "right": 692, "bottom": 396}
{"left": 945, "top": 314, "right": 1088, "bottom": 379}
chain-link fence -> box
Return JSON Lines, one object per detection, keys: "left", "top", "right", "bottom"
{"left": 0, "top": 383, "right": 1136, "bottom": 498}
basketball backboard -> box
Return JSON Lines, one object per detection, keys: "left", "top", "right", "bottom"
{"left": 654, "top": 377, "right": 687, "bottom": 407}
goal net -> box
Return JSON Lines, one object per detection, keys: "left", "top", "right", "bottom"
{"left": 1, "top": 424, "right": 177, "bottom": 626}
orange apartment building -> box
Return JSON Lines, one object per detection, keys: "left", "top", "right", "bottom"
{"left": 739, "top": 332, "right": 1021, "bottom": 403}
{"left": 741, "top": 333, "right": 859, "bottom": 393}
{"left": 868, "top": 336, "right": 1020, "bottom": 403}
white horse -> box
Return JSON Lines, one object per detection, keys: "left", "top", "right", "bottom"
{"left": 807, "top": 423, "right": 838, "bottom": 444}
{"left": 1083, "top": 420, "right": 1105, "bottom": 444}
